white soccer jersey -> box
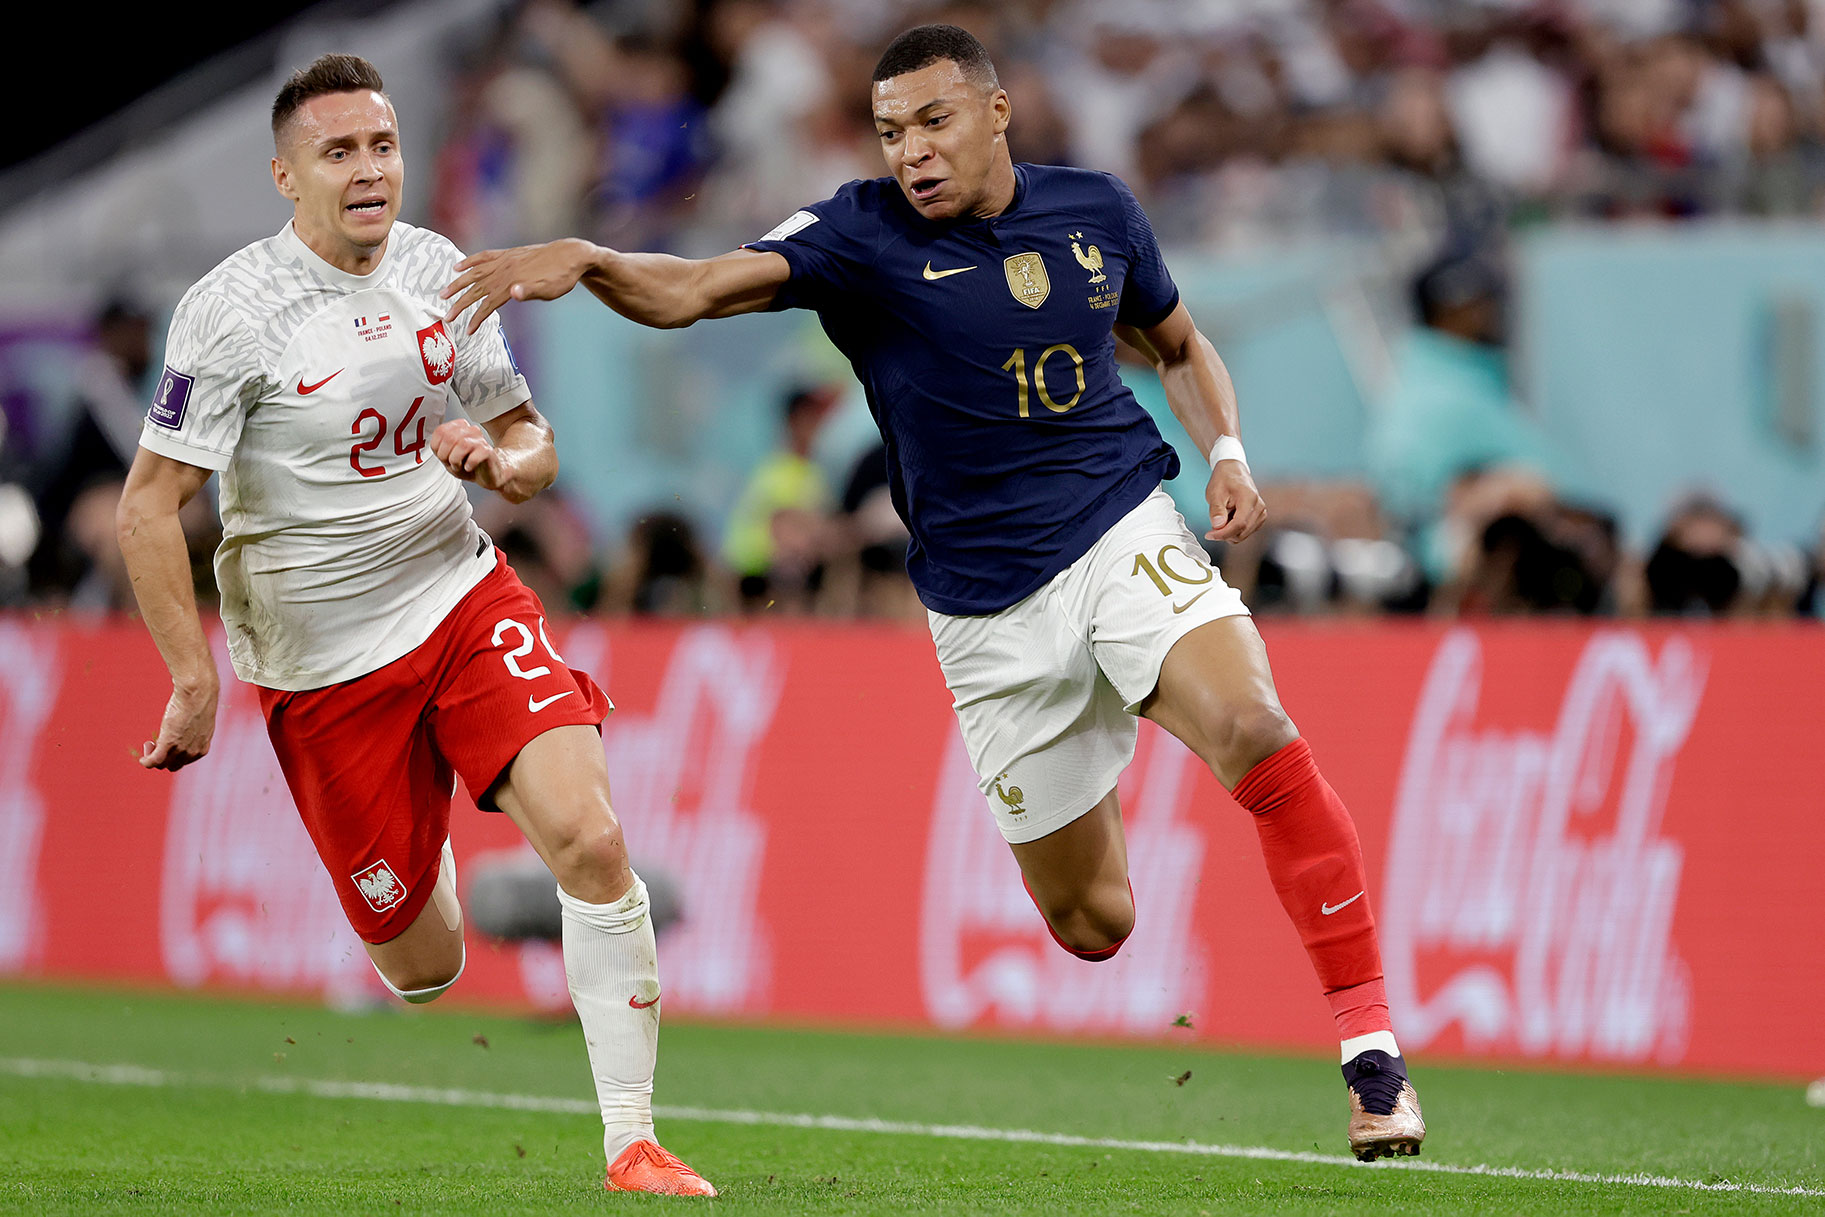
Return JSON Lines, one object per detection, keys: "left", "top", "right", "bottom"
{"left": 140, "top": 221, "right": 530, "bottom": 691}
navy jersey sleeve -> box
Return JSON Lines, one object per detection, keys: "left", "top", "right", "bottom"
{"left": 1104, "top": 173, "right": 1180, "bottom": 329}
{"left": 743, "top": 182, "right": 882, "bottom": 311}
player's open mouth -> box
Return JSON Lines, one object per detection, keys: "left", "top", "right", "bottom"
{"left": 345, "top": 199, "right": 387, "bottom": 216}
{"left": 909, "top": 177, "right": 944, "bottom": 201}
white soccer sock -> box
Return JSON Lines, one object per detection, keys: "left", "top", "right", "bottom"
{"left": 1341, "top": 1029, "right": 1401, "bottom": 1064}
{"left": 557, "top": 875, "right": 661, "bottom": 1163}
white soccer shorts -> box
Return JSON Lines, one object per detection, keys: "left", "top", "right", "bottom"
{"left": 928, "top": 486, "right": 1250, "bottom": 844}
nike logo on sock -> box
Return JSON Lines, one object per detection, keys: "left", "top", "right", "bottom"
{"left": 628, "top": 993, "right": 659, "bottom": 1010}
{"left": 1322, "top": 891, "right": 1365, "bottom": 915}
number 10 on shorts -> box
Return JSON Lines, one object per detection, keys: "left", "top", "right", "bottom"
{"left": 1131, "top": 546, "right": 1213, "bottom": 594}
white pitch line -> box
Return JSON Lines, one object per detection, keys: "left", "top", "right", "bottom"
{"left": 4, "top": 1057, "right": 1820, "bottom": 1199}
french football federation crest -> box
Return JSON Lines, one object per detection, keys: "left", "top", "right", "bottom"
{"left": 1069, "top": 232, "right": 1106, "bottom": 284}
{"left": 1003, "top": 253, "right": 1049, "bottom": 309}
{"left": 992, "top": 772, "right": 1026, "bottom": 815}
{"left": 416, "top": 321, "right": 456, "bottom": 385}
{"left": 351, "top": 859, "right": 408, "bottom": 912}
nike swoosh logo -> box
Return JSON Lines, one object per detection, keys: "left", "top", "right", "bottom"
{"left": 528, "top": 690, "right": 575, "bottom": 713}
{"left": 1171, "top": 590, "right": 1212, "bottom": 615}
{"left": 628, "top": 993, "right": 659, "bottom": 1010}
{"left": 1321, "top": 891, "right": 1365, "bottom": 916}
{"left": 922, "top": 261, "right": 977, "bottom": 280}
{"left": 296, "top": 369, "right": 343, "bottom": 395}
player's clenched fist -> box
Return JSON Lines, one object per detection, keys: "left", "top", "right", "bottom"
{"left": 430, "top": 418, "right": 513, "bottom": 492}
{"left": 441, "top": 237, "right": 598, "bottom": 334}
{"left": 1205, "top": 462, "right": 1267, "bottom": 543}
{"left": 140, "top": 681, "right": 218, "bottom": 771}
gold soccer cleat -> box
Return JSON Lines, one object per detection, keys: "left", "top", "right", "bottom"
{"left": 604, "top": 1140, "right": 718, "bottom": 1196}
{"left": 1343, "top": 1050, "right": 1426, "bottom": 1161}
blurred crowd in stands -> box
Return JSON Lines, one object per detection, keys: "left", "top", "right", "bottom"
{"left": 7, "top": 0, "right": 1825, "bottom": 619}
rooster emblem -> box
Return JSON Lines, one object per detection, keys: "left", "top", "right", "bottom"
{"left": 993, "top": 773, "right": 1027, "bottom": 815}
{"left": 1069, "top": 232, "right": 1106, "bottom": 284}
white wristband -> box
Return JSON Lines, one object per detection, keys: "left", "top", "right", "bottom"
{"left": 1209, "top": 435, "right": 1248, "bottom": 469}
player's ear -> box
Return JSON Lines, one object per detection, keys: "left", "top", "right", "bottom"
{"left": 271, "top": 156, "right": 294, "bottom": 202}
{"left": 991, "top": 89, "right": 1011, "bottom": 138}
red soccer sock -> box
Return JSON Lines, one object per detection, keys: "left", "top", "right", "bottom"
{"left": 1325, "top": 976, "right": 1392, "bottom": 1041}
{"left": 1230, "top": 737, "right": 1391, "bottom": 1037}
{"left": 1021, "top": 875, "right": 1133, "bottom": 962}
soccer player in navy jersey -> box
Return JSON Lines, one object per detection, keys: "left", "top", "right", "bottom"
{"left": 442, "top": 24, "right": 1425, "bottom": 1160}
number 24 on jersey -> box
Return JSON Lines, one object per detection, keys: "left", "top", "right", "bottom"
{"left": 349, "top": 397, "right": 428, "bottom": 477}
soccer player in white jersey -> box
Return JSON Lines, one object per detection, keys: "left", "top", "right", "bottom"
{"left": 115, "top": 54, "right": 713, "bottom": 1197}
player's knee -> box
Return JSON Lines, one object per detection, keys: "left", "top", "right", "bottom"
{"left": 544, "top": 810, "right": 629, "bottom": 895}
{"left": 1207, "top": 701, "right": 1298, "bottom": 785}
{"left": 1040, "top": 884, "right": 1135, "bottom": 958}
{"left": 375, "top": 956, "right": 463, "bottom": 1002}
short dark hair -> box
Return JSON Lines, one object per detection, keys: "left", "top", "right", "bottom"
{"left": 872, "top": 24, "right": 998, "bottom": 91}
{"left": 271, "top": 53, "right": 388, "bottom": 143}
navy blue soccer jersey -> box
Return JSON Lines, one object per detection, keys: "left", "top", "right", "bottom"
{"left": 744, "top": 163, "right": 1183, "bottom": 615}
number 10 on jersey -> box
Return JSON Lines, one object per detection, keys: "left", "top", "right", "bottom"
{"left": 1001, "top": 344, "right": 1085, "bottom": 416}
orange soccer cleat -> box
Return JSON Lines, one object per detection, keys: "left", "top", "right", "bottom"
{"left": 603, "top": 1140, "right": 718, "bottom": 1197}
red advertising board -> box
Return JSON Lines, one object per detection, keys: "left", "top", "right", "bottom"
{"left": 0, "top": 617, "right": 1819, "bottom": 1079}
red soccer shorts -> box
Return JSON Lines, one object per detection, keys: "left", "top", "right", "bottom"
{"left": 257, "top": 551, "right": 610, "bottom": 944}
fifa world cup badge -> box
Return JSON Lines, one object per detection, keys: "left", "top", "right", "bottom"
{"left": 1003, "top": 253, "right": 1049, "bottom": 309}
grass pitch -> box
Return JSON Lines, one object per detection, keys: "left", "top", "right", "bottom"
{"left": 0, "top": 984, "right": 1819, "bottom": 1214}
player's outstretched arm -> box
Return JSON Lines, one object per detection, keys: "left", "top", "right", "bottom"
{"left": 430, "top": 401, "right": 555, "bottom": 505}
{"left": 1117, "top": 303, "right": 1267, "bottom": 544}
{"left": 116, "top": 450, "right": 219, "bottom": 771}
{"left": 441, "top": 239, "right": 790, "bottom": 334}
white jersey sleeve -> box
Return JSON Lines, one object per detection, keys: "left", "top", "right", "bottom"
{"left": 450, "top": 300, "right": 529, "bottom": 423}
{"left": 139, "top": 288, "right": 266, "bottom": 471}
{"left": 399, "top": 231, "right": 528, "bottom": 424}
